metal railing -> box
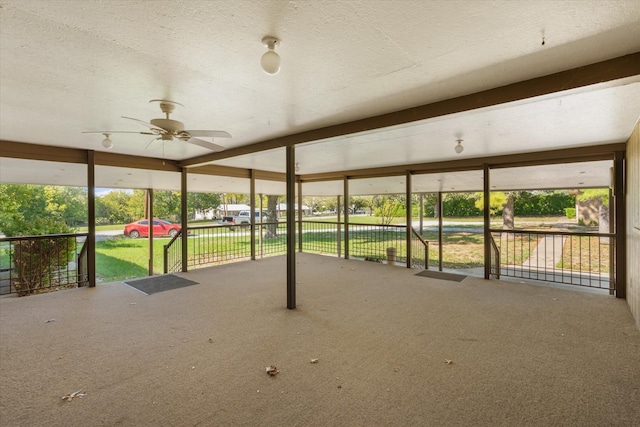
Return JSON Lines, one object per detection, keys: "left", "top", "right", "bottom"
{"left": 490, "top": 229, "right": 614, "bottom": 289}
{"left": 300, "top": 221, "right": 343, "bottom": 256}
{"left": 164, "top": 222, "right": 288, "bottom": 274}
{"left": 163, "top": 220, "right": 430, "bottom": 273}
{"left": 490, "top": 235, "right": 500, "bottom": 279}
{"left": 163, "top": 231, "right": 183, "bottom": 274}
{"left": 0, "top": 233, "right": 89, "bottom": 296}
{"left": 410, "top": 228, "right": 429, "bottom": 270}
{"left": 346, "top": 223, "right": 408, "bottom": 263}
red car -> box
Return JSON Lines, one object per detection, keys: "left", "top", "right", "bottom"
{"left": 123, "top": 219, "right": 181, "bottom": 239}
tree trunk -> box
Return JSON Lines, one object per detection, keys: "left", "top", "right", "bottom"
{"left": 599, "top": 203, "right": 609, "bottom": 242}
{"left": 265, "top": 195, "right": 279, "bottom": 239}
{"left": 502, "top": 194, "right": 514, "bottom": 229}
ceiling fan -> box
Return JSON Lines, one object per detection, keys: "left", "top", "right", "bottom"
{"left": 84, "top": 99, "right": 231, "bottom": 151}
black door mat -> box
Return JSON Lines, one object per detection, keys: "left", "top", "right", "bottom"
{"left": 415, "top": 270, "right": 467, "bottom": 282}
{"left": 124, "top": 274, "right": 199, "bottom": 295}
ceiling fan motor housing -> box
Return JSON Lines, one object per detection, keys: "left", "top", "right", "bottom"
{"left": 150, "top": 118, "right": 184, "bottom": 131}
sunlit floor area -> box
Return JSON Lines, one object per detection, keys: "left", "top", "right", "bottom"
{"left": 1, "top": 254, "right": 639, "bottom": 426}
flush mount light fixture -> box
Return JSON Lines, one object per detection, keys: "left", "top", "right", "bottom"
{"left": 454, "top": 139, "right": 464, "bottom": 154}
{"left": 102, "top": 133, "right": 113, "bottom": 149}
{"left": 261, "top": 36, "right": 281, "bottom": 75}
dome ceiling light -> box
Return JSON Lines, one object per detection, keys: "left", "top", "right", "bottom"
{"left": 261, "top": 36, "right": 281, "bottom": 75}
{"left": 454, "top": 139, "right": 464, "bottom": 154}
{"left": 102, "top": 133, "right": 113, "bottom": 149}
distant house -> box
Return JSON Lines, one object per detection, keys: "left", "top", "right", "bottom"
{"left": 215, "top": 204, "right": 251, "bottom": 218}
{"left": 276, "top": 203, "right": 311, "bottom": 215}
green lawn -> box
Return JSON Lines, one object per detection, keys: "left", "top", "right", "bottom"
{"left": 5, "top": 215, "right": 574, "bottom": 285}
{"left": 77, "top": 224, "right": 125, "bottom": 232}
{"left": 96, "top": 237, "right": 171, "bottom": 283}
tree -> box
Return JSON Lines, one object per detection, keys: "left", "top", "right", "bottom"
{"left": 577, "top": 188, "right": 609, "bottom": 205}
{"left": 0, "top": 184, "right": 75, "bottom": 236}
{"left": 474, "top": 192, "right": 506, "bottom": 216}
{"left": 474, "top": 191, "right": 514, "bottom": 229}
{"left": 46, "top": 187, "right": 87, "bottom": 226}
{"left": 187, "top": 192, "right": 221, "bottom": 219}
{"left": 351, "top": 196, "right": 371, "bottom": 213}
{"left": 444, "top": 193, "right": 481, "bottom": 217}
{"left": 128, "top": 190, "right": 146, "bottom": 220}
{"left": 372, "top": 195, "right": 404, "bottom": 226}
{"left": 513, "top": 190, "right": 574, "bottom": 216}
{"left": 225, "top": 193, "right": 249, "bottom": 204}
{"left": 264, "top": 195, "right": 280, "bottom": 238}
{"left": 97, "top": 190, "right": 133, "bottom": 224}
{"left": 154, "top": 191, "right": 181, "bottom": 221}
{"left": 420, "top": 193, "right": 439, "bottom": 217}
{"left": 577, "top": 188, "right": 610, "bottom": 230}
{"left": 315, "top": 196, "right": 337, "bottom": 213}
{"left": 0, "top": 184, "right": 76, "bottom": 295}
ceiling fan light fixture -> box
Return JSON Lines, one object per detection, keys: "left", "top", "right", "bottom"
{"left": 102, "top": 133, "right": 113, "bottom": 149}
{"left": 454, "top": 139, "right": 464, "bottom": 154}
{"left": 261, "top": 36, "right": 281, "bottom": 75}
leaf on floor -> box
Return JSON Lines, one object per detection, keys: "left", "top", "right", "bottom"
{"left": 62, "top": 390, "right": 86, "bottom": 401}
{"left": 266, "top": 365, "right": 279, "bottom": 376}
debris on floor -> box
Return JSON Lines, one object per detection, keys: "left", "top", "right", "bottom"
{"left": 45, "top": 319, "right": 55, "bottom": 323}
{"left": 208, "top": 338, "right": 213, "bottom": 344}
{"left": 310, "top": 358, "right": 319, "bottom": 363}
{"left": 266, "top": 365, "right": 279, "bottom": 376}
{"left": 443, "top": 359, "right": 453, "bottom": 365}
{"left": 61, "top": 390, "right": 86, "bottom": 401}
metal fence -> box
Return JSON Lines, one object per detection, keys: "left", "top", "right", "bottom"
{"left": 490, "top": 229, "right": 614, "bottom": 290}
{"left": 164, "top": 220, "right": 430, "bottom": 273}
{"left": 0, "top": 233, "right": 89, "bottom": 296}
{"left": 410, "top": 228, "right": 429, "bottom": 270}
{"left": 164, "top": 222, "right": 288, "bottom": 274}
{"left": 300, "top": 221, "right": 343, "bottom": 256}
{"left": 348, "top": 223, "right": 408, "bottom": 263}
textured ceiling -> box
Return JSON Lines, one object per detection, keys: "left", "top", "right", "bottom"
{"left": 1, "top": 0, "right": 639, "bottom": 195}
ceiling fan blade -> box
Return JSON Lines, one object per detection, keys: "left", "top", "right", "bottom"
{"left": 185, "top": 137, "right": 226, "bottom": 151}
{"left": 185, "top": 130, "right": 231, "bottom": 138}
{"left": 82, "top": 131, "right": 155, "bottom": 135}
{"left": 121, "top": 116, "right": 165, "bottom": 132}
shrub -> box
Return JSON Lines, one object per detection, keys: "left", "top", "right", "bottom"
{"left": 565, "top": 208, "right": 576, "bottom": 219}
{"left": 13, "top": 236, "right": 76, "bottom": 296}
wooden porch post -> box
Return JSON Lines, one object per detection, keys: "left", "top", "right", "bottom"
{"left": 337, "top": 195, "right": 342, "bottom": 258}
{"left": 614, "top": 151, "right": 626, "bottom": 298}
{"left": 406, "top": 171, "right": 412, "bottom": 268}
{"left": 298, "top": 179, "right": 303, "bottom": 252}
{"left": 250, "top": 169, "right": 256, "bottom": 260}
{"left": 343, "top": 178, "right": 349, "bottom": 260}
{"left": 438, "top": 191, "right": 443, "bottom": 271}
{"left": 483, "top": 164, "right": 491, "bottom": 280}
{"left": 286, "top": 146, "right": 296, "bottom": 309}
{"left": 87, "top": 150, "right": 96, "bottom": 287}
{"left": 181, "top": 168, "right": 188, "bottom": 272}
{"left": 419, "top": 193, "right": 424, "bottom": 234}
{"left": 147, "top": 189, "right": 154, "bottom": 276}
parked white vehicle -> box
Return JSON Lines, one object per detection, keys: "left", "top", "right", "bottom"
{"left": 236, "top": 210, "right": 267, "bottom": 224}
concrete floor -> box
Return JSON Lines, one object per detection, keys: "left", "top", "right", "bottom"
{"left": 1, "top": 254, "right": 639, "bottom": 426}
